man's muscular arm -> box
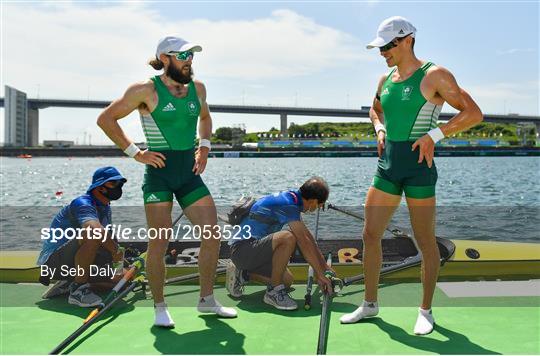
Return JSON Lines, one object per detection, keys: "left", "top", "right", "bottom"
{"left": 413, "top": 67, "right": 483, "bottom": 167}
{"left": 196, "top": 81, "right": 212, "bottom": 142}
{"left": 370, "top": 74, "right": 387, "bottom": 157}
{"left": 193, "top": 81, "right": 211, "bottom": 175}
{"left": 428, "top": 67, "right": 483, "bottom": 136}
{"left": 97, "top": 82, "right": 166, "bottom": 168}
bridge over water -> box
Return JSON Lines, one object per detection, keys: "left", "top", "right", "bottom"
{"left": 1, "top": 97, "right": 539, "bottom": 144}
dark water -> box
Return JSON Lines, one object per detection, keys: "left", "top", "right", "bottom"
{"left": 1, "top": 156, "right": 538, "bottom": 250}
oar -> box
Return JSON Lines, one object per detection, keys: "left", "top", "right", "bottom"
{"left": 83, "top": 253, "right": 146, "bottom": 323}
{"left": 165, "top": 266, "right": 227, "bottom": 285}
{"left": 163, "top": 211, "right": 228, "bottom": 285}
{"left": 304, "top": 207, "right": 321, "bottom": 310}
{"left": 325, "top": 204, "right": 452, "bottom": 287}
{"left": 172, "top": 212, "right": 184, "bottom": 227}
{"left": 316, "top": 253, "right": 342, "bottom": 355}
{"left": 51, "top": 278, "right": 142, "bottom": 355}
{"left": 343, "top": 254, "right": 422, "bottom": 286}
{"left": 327, "top": 204, "right": 409, "bottom": 238}
{"left": 50, "top": 255, "right": 146, "bottom": 354}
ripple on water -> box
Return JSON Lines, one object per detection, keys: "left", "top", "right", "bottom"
{"left": 0, "top": 156, "right": 538, "bottom": 249}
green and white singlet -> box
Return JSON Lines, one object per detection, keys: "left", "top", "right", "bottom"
{"left": 140, "top": 76, "right": 210, "bottom": 207}
{"left": 373, "top": 62, "right": 442, "bottom": 199}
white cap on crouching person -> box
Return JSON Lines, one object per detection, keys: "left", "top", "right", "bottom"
{"left": 155, "top": 36, "right": 202, "bottom": 57}
{"left": 366, "top": 16, "right": 417, "bottom": 49}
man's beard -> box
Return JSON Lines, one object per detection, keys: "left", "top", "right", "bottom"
{"left": 166, "top": 63, "right": 193, "bottom": 84}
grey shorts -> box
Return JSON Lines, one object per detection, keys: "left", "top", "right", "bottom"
{"left": 230, "top": 235, "right": 274, "bottom": 278}
{"left": 43, "top": 239, "right": 112, "bottom": 282}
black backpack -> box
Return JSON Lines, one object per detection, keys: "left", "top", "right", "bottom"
{"left": 227, "top": 196, "right": 257, "bottom": 225}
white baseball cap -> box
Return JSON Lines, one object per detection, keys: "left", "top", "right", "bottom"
{"left": 366, "top": 16, "right": 417, "bottom": 49}
{"left": 155, "top": 36, "right": 202, "bottom": 57}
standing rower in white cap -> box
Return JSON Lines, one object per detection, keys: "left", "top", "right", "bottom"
{"left": 97, "top": 36, "right": 237, "bottom": 328}
{"left": 340, "top": 16, "right": 483, "bottom": 335}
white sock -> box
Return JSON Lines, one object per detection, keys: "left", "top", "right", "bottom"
{"left": 197, "top": 294, "right": 237, "bottom": 318}
{"left": 340, "top": 300, "right": 379, "bottom": 324}
{"left": 414, "top": 308, "right": 434, "bottom": 335}
{"left": 154, "top": 302, "right": 175, "bottom": 328}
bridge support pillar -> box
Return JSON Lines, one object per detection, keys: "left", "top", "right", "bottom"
{"left": 27, "top": 108, "right": 39, "bottom": 147}
{"left": 280, "top": 113, "right": 288, "bottom": 135}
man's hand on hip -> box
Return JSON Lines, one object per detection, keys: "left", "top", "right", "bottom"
{"left": 411, "top": 134, "right": 436, "bottom": 168}
{"left": 134, "top": 150, "right": 166, "bottom": 168}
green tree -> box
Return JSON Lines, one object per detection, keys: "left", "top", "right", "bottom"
{"left": 215, "top": 127, "right": 233, "bottom": 141}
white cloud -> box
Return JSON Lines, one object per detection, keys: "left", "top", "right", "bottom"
{"left": 496, "top": 48, "right": 536, "bottom": 56}
{"left": 2, "top": 4, "right": 368, "bottom": 99}
{"left": 466, "top": 81, "right": 539, "bottom": 115}
{"left": 468, "top": 81, "right": 538, "bottom": 100}
{"left": 1, "top": 3, "right": 375, "bottom": 144}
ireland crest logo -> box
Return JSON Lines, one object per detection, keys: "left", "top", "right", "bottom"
{"left": 402, "top": 86, "right": 413, "bottom": 101}
{"left": 187, "top": 101, "right": 197, "bottom": 115}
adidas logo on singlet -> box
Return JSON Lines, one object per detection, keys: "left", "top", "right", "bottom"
{"left": 162, "top": 102, "right": 176, "bottom": 112}
{"left": 146, "top": 194, "right": 160, "bottom": 202}
{"left": 381, "top": 88, "right": 390, "bottom": 96}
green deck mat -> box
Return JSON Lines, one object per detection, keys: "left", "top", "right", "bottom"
{"left": 1, "top": 282, "right": 538, "bottom": 354}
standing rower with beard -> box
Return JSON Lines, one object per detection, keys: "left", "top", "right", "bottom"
{"left": 97, "top": 36, "right": 236, "bottom": 328}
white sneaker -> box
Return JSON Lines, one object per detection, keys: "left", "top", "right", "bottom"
{"left": 154, "top": 302, "right": 175, "bottom": 328}
{"left": 197, "top": 294, "right": 238, "bottom": 318}
{"left": 340, "top": 300, "right": 379, "bottom": 324}
{"left": 414, "top": 308, "right": 434, "bottom": 335}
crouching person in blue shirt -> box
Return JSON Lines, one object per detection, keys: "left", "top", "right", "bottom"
{"left": 226, "top": 177, "right": 333, "bottom": 310}
{"left": 37, "top": 167, "right": 127, "bottom": 307}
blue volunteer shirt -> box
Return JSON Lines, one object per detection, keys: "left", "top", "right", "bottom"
{"left": 231, "top": 190, "right": 303, "bottom": 245}
{"left": 37, "top": 194, "right": 111, "bottom": 265}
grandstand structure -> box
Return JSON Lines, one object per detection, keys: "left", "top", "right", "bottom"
{"left": 253, "top": 130, "right": 526, "bottom": 149}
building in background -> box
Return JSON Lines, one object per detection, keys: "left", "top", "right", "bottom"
{"left": 3, "top": 86, "right": 38, "bottom": 147}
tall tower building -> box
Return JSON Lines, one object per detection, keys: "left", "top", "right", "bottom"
{"left": 4, "top": 86, "right": 38, "bottom": 147}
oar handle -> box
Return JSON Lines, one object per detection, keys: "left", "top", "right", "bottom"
{"left": 316, "top": 253, "right": 334, "bottom": 355}
{"left": 304, "top": 207, "right": 321, "bottom": 310}
{"left": 304, "top": 267, "right": 315, "bottom": 310}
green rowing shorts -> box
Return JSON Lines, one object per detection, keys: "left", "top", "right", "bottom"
{"left": 372, "top": 140, "right": 437, "bottom": 199}
{"left": 142, "top": 149, "right": 210, "bottom": 208}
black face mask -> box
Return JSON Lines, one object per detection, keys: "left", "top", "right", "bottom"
{"left": 102, "top": 186, "right": 123, "bottom": 201}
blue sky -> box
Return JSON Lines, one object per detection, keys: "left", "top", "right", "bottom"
{"left": 1, "top": 1, "right": 538, "bottom": 144}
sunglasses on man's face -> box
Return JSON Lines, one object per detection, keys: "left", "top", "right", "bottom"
{"left": 168, "top": 51, "right": 194, "bottom": 61}
{"left": 379, "top": 33, "right": 412, "bottom": 52}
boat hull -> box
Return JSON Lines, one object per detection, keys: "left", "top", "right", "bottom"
{"left": 1, "top": 238, "right": 539, "bottom": 283}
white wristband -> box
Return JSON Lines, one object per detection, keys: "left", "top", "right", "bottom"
{"left": 123, "top": 143, "right": 140, "bottom": 158}
{"left": 374, "top": 123, "right": 386, "bottom": 135}
{"left": 199, "top": 139, "right": 211, "bottom": 151}
{"left": 427, "top": 127, "right": 445, "bottom": 144}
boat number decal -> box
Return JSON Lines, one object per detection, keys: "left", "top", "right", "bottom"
{"left": 338, "top": 248, "right": 361, "bottom": 263}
